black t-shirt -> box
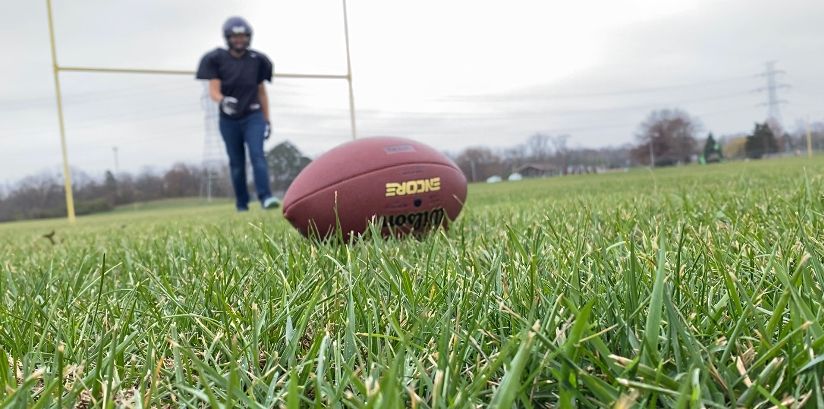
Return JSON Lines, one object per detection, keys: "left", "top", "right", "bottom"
{"left": 196, "top": 48, "right": 273, "bottom": 119}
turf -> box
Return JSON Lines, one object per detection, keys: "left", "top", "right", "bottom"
{"left": 1, "top": 157, "right": 824, "bottom": 408}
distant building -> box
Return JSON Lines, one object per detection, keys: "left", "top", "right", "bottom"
{"left": 514, "top": 163, "right": 561, "bottom": 178}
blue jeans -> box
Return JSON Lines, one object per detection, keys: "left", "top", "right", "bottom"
{"left": 219, "top": 111, "right": 272, "bottom": 210}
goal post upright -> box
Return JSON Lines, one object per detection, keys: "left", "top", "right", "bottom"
{"left": 343, "top": 0, "right": 357, "bottom": 140}
{"left": 46, "top": 0, "right": 77, "bottom": 224}
{"left": 44, "top": 0, "right": 357, "bottom": 223}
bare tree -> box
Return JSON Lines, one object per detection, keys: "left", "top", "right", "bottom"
{"left": 632, "top": 109, "right": 700, "bottom": 166}
{"left": 550, "top": 134, "right": 569, "bottom": 154}
{"left": 0, "top": 171, "right": 65, "bottom": 221}
{"left": 163, "top": 163, "right": 202, "bottom": 197}
{"left": 526, "top": 133, "right": 552, "bottom": 161}
{"left": 134, "top": 168, "right": 166, "bottom": 202}
{"left": 550, "top": 134, "right": 570, "bottom": 174}
{"left": 454, "top": 147, "right": 505, "bottom": 182}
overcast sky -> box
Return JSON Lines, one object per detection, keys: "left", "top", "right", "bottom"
{"left": 1, "top": 0, "right": 823, "bottom": 184}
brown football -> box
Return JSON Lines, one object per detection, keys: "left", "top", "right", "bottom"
{"left": 282, "top": 137, "right": 467, "bottom": 240}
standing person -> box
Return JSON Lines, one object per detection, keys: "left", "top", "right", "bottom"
{"left": 196, "top": 16, "right": 280, "bottom": 211}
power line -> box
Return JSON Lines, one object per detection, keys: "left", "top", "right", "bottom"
{"left": 533, "top": 75, "right": 759, "bottom": 99}
{"left": 446, "top": 73, "right": 758, "bottom": 103}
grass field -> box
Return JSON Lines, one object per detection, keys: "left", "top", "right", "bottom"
{"left": 2, "top": 157, "right": 824, "bottom": 408}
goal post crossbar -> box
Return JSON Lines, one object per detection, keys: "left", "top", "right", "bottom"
{"left": 58, "top": 66, "right": 351, "bottom": 81}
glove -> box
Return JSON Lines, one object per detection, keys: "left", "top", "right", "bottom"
{"left": 219, "top": 96, "right": 239, "bottom": 116}
{"left": 263, "top": 120, "right": 271, "bottom": 140}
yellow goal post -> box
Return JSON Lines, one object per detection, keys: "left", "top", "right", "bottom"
{"left": 45, "top": 0, "right": 357, "bottom": 223}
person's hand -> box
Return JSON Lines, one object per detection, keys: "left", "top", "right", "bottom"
{"left": 263, "top": 120, "right": 271, "bottom": 140}
{"left": 220, "top": 96, "right": 239, "bottom": 116}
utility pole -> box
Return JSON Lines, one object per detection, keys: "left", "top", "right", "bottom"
{"left": 112, "top": 146, "right": 119, "bottom": 173}
{"left": 807, "top": 119, "right": 814, "bottom": 159}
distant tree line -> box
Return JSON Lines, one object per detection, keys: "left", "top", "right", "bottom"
{"left": 722, "top": 120, "right": 824, "bottom": 160}
{"left": 450, "top": 134, "right": 634, "bottom": 183}
{"left": 3, "top": 114, "right": 822, "bottom": 222}
{"left": 0, "top": 164, "right": 225, "bottom": 222}
{"left": 0, "top": 141, "right": 311, "bottom": 222}
{"left": 450, "top": 109, "right": 823, "bottom": 183}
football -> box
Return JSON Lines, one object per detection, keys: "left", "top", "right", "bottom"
{"left": 282, "top": 137, "right": 468, "bottom": 240}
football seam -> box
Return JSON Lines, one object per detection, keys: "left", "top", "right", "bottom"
{"left": 283, "top": 162, "right": 464, "bottom": 215}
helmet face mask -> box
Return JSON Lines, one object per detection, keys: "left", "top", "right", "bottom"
{"left": 227, "top": 34, "right": 250, "bottom": 52}
{"left": 222, "top": 17, "right": 253, "bottom": 53}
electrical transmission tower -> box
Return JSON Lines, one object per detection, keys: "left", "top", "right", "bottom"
{"left": 760, "top": 61, "right": 789, "bottom": 122}
{"left": 755, "top": 61, "right": 790, "bottom": 150}
{"left": 200, "top": 82, "right": 225, "bottom": 202}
